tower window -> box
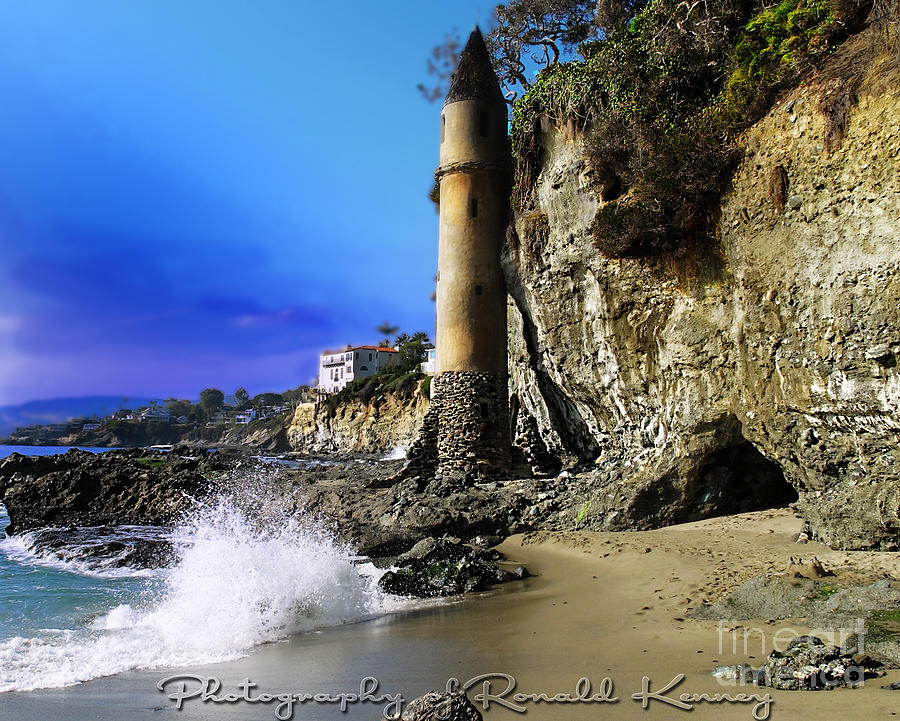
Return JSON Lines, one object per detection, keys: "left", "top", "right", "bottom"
{"left": 470, "top": 197, "right": 478, "bottom": 218}
{"left": 475, "top": 284, "right": 483, "bottom": 295}
{"left": 480, "top": 402, "right": 490, "bottom": 419}
{"left": 479, "top": 110, "right": 489, "bottom": 138}
{"left": 441, "top": 114, "right": 445, "bottom": 143}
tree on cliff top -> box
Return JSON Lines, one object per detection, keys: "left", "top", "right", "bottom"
{"left": 233, "top": 387, "right": 251, "bottom": 410}
{"left": 251, "top": 392, "right": 284, "bottom": 409}
{"left": 419, "top": 0, "right": 639, "bottom": 102}
{"left": 376, "top": 321, "right": 399, "bottom": 348}
{"left": 164, "top": 398, "right": 194, "bottom": 418}
{"left": 199, "top": 388, "right": 225, "bottom": 418}
{"left": 423, "top": 0, "right": 874, "bottom": 256}
{"left": 394, "top": 331, "right": 433, "bottom": 373}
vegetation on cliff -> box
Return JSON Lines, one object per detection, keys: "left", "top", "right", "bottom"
{"left": 510, "top": 0, "right": 875, "bottom": 255}
{"left": 426, "top": 0, "right": 894, "bottom": 256}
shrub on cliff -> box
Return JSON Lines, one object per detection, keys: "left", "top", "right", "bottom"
{"left": 325, "top": 370, "right": 425, "bottom": 416}
{"left": 505, "top": 0, "right": 872, "bottom": 255}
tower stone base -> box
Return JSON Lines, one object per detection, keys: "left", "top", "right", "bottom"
{"left": 403, "top": 371, "right": 510, "bottom": 484}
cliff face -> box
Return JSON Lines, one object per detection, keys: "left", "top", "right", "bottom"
{"left": 287, "top": 390, "right": 429, "bottom": 455}
{"left": 505, "top": 29, "right": 900, "bottom": 549}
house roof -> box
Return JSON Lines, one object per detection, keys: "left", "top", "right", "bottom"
{"left": 444, "top": 27, "right": 505, "bottom": 107}
{"left": 320, "top": 345, "right": 398, "bottom": 356}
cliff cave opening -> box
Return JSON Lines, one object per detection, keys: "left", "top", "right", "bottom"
{"left": 692, "top": 438, "right": 798, "bottom": 517}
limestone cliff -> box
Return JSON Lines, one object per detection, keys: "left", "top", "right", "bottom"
{"left": 287, "top": 389, "right": 429, "bottom": 455}
{"left": 505, "top": 27, "right": 900, "bottom": 549}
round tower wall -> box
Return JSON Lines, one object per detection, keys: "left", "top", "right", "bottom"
{"left": 440, "top": 100, "right": 508, "bottom": 166}
{"left": 436, "top": 170, "right": 507, "bottom": 375}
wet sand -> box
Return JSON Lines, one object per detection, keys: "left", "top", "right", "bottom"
{"left": 3, "top": 507, "right": 899, "bottom": 721}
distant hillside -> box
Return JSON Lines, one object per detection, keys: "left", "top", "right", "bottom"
{"left": 0, "top": 396, "right": 161, "bottom": 437}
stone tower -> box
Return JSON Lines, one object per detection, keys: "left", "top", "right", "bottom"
{"left": 430, "top": 27, "right": 511, "bottom": 482}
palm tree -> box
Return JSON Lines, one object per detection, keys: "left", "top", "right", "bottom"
{"left": 376, "top": 321, "right": 399, "bottom": 347}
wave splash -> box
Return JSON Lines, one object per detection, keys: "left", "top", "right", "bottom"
{"left": 0, "top": 525, "right": 168, "bottom": 579}
{"left": 380, "top": 445, "right": 408, "bottom": 461}
{"left": 0, "top": 497, "right": 402, "bottom": 692}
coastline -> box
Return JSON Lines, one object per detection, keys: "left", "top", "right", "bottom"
{"left": 3, "top": 507, "right": 898, "bottom": 721}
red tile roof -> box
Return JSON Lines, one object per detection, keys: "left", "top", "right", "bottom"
{"left": 321, "top": 345, "right": 398, "bottom": 356}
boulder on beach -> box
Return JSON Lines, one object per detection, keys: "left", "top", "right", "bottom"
{"left": 400, "top": 691, "right": 482, "bottom": 721}
{"left": 378, "top": 537, "right": 526, "bottom": 598}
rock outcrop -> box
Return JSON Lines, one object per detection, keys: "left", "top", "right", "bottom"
{"left": 400, "top": 691, "right": 483, "bottom": 721}
{"left": 287, "top": 389, "right": 428, "bottom": 455}
{"left": 504, "top": 28, "right": 900, "bottom": 549}
{"left": 713, "top": 635, "right": 885, "bottom": 691}
{"left": 378, "top": 537, "right": 524, "bottom": 598}
{"left": 0, "top": 448, "right": 233, "bottom": 534}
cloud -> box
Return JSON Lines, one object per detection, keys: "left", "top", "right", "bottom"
{"left": 232, "top": 307, "right": 325, "bottom": 329}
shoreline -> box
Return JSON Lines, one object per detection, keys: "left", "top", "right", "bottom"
{"left": 3, "top": 507, "right": 898, "bottom": 721}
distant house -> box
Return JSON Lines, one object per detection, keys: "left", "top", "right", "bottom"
{"left": 421, "top": 348, "right": 437, "bottom": 375}
{"left": 140, "top": 406, "right": 171, "bottom": 422}
{"left": 82, "top": 423, "right": 101, "bottom": 431}
{"left": 175, "top": 415, "right": 189, "bottom": 424}
{"left": 317, "top": 345, "right": 399, "bottom": 396}
{"left": 234, "top": 409, "right": 257, "bottom": 425}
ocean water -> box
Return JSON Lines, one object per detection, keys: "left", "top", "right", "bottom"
{"left": 0, "top": 448, "right": 411, "bottom": 693}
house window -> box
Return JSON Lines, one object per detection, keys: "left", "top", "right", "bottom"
{"left": 355, "top": 351, "right": 359, "bottom": 359}
{"left": 470, "top": 197, "right": 478, "bottom": 218}
{"left": 369, "top": 352, "right": 373, "bottom": 361}
{"left": 360, "top": 365, "right": 368, "bottom": 371}
{"left": 479, "top": 110, "right": 489, "bottom": 138}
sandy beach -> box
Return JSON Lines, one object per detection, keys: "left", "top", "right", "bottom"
{"left": 2, "top": 505, "right": 898, "bottom": 721}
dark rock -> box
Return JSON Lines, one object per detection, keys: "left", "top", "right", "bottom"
{"left": 24, "top": 526, "right": 174, "bottom": 570}
{"left": 0, "top": 448, "right": 234, "bottom": 534}
{"left": 717, "top": 635, "right": 886, "bottom": 691}
{"left": 400, "top": 691, "right": 482, "bottom": 721}
{"left": 379, "top": 538, "right": 522, "bottom": 598}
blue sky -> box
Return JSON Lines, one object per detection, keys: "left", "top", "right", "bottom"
{"left": 0, "top": 1, "right": 493, "bottom": 404}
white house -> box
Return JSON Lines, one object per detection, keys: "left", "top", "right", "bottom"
{"left": 318, "top": 345, "right": 400, "bottom": 396}
{"left": 421, "top": 348, "right": 437, "bottom": 375}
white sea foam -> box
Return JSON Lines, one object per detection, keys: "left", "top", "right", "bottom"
{"left": 380, "top": 445, "right": 408, "bottom": 461}
{"left": 0, "top": 497, "right": 408, "bottom": 692}
{"left": 0, "top": 529, "right": 163, "bottom": 579}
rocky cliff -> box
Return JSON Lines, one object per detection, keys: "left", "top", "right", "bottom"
{"left": 504, "top": 27, "right": 900, "bottom": 550}
{"left": 287, "top": 388, "right": 429, "bottom": 455}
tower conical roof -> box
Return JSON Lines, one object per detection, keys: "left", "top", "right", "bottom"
{"left": 444, "top": 27, "right": 505, "bottom": 106}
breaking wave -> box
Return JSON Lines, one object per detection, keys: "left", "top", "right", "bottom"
{"left": 0, "top": 497, "right": 406, "bottom": 692}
